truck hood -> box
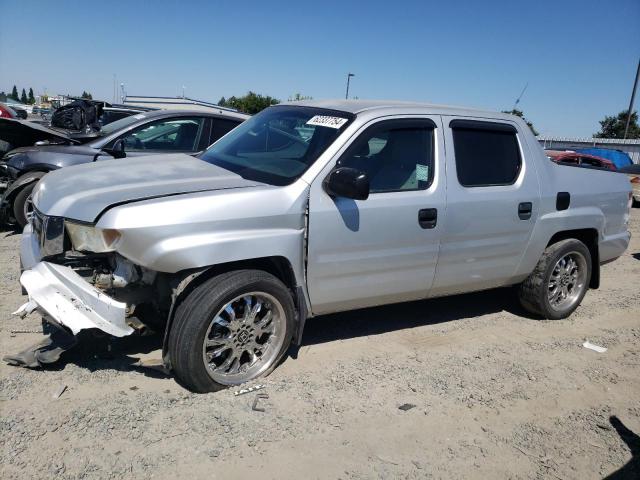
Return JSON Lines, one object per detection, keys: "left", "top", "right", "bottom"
{"left": 32, "top": 154, "right": 266, "bottom": 222}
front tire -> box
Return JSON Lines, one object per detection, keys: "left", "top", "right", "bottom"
{"left": 518, "top": 239, "right": 591, "bottom": 319}
{"left": 13, "top": 182, "right": 36, "bottom": 228}
{"left": 168, "top": 270, "right": 295, "bottom": 393}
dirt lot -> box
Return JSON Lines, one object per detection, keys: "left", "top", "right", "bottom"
{"left": 1, "top": 210, "right": 639, "bottom": 480}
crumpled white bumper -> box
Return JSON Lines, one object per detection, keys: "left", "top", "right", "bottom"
{"left": 17, "top": 261, "right": 133, "bottom": 337}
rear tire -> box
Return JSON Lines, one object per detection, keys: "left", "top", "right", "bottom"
{"left": 168, "top": 270, "right": 295, "bottom": 393}
{"left": 518, "top": 239, "right": 591, "bottom": 320}
{"left": 13, "top": 183, "right": 36, "bottom": 228}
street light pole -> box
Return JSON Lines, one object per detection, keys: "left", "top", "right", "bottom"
{"left": 345, "top": 73, "right": 355, "bottom": 99}
{"left": 623, "top": 57, "right": 640, "bottom": 140}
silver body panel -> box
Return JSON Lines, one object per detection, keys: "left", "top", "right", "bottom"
{"left": 21, "top": 100, "right": 631, "bottom": 336}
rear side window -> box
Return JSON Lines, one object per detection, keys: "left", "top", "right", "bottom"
{"left": 451, "top": 121, "right": 521, "bottom": 187}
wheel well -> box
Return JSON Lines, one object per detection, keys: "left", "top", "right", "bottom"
{"left": 160, "top": 256, "right": 302, "bottom": 367}
{"left": 194, "top": 257, "right": 298, "bottom": 291}
{"left": 547, "top": 228, "right": 599, "bottom": 289}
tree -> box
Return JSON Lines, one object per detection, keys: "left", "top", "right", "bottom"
{"left": 28, "top": 88, "right": 35, "bottom": 104}
{"left": 0, "top": 92, "right": 6, "bottom": 102}
{"left": 594, "top": 110, "right": 640, "bottom": 139}
{"left": 218, "top": 91, "right": 279, "bottom": 114}
{"left": 10, "top": 85, "right": 19, "bottom": 101}
{"left": 81, "top": 91, "right": 93, "bottom": 100}
{"left": 20, "top": 88, "right": 28, "bottom": 104}
{"left": 502, "top": 109, "right": 539, "bottom": 136}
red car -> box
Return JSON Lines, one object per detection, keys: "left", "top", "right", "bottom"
{"left": 0, "top": 102, "right": 18, "bottom": 119}
{"left": 545, "top": 150, "right": 617, "bottom": 171}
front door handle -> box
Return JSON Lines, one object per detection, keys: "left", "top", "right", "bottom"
{"left": 518, "top": 202, "right": 532, "bottom": 220}
{"left": 418, "top": 208, "right": 438, "bottom": 229}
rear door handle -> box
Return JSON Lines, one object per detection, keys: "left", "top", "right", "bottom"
{"left": 418, "top": 208, "right": 437, "bottom": 229}
{"left": 518, "top": 202, "right": 532, "bottom": 220}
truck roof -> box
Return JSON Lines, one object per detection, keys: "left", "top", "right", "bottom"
{"left": 281, "top": 99, "right": 514, "bottom": 120}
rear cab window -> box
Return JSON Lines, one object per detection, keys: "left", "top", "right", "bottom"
{"left": 450, "top": 120, "right": 522, "bottom": 187}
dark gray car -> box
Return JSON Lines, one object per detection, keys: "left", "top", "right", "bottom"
{"left": 0, "top": 108, "right": 249, "bottom": 227}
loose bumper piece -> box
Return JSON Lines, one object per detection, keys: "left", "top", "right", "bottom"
{"left": 17, "top": 261, "right": 133, "bottom": 337}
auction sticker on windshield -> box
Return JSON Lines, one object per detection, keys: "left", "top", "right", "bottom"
{"left": 306, "top": 115, "right": 348, "bottom": 129}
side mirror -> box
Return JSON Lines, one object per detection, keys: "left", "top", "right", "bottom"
{"left": 323, "top": 167, "right": 370, "bottom": 200}
{"left": 104, "top": 139, "right": 126, "bottom": 159}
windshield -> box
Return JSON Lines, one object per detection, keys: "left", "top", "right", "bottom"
{"left": 99, "top": 113, "right": 148, "bottom": 136}
{"left": 199, "top": 106, "right": 354, "bottom": 185}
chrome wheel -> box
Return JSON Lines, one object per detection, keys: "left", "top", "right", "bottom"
{"left": 202, "top": 292, "right": 286, "bottom": 385}
{"left": 547, "top": 252, "right": 587, "bottom": 311}
{"left": 23, "top": 193, "right": 34, "bottom": 223}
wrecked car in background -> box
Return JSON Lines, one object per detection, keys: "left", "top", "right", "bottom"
{"left": 6, "top": 100, "right": 632, "bottom": 392}
{"left": 0, "top": 108, "right": 248, "bottom": 227}
{"left": 48, "top": 99, "right": 154, "bottom": 132}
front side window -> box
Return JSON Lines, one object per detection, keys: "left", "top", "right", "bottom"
{"left": 451, "top": 121, "right": 521, "bottom": 187}
{"left": 120, "top": 117, "right": 204, "bottom": 152}
{"left": 200, "top": 106, "right": 354, "bottom": 186}
{"left": 337, "top": 120, "right": 434, "bottom": 193}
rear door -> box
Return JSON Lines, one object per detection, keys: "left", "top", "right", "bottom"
{"left": 306, "top": 116, "right": 445, "bottom": 314}
{"left": 430, "top": 118, "right": 540, "bottom": 296}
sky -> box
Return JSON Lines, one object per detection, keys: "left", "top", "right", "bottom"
{"left": 0, "top": 0, "right": 638, "bottom": 137}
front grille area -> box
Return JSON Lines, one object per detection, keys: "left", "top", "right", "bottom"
{"left": 32, "top": 208, "right": 65, "bottom": 257}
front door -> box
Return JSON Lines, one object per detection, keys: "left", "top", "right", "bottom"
{"left": 108, "top": 116, "right": 206, "bottom": 159}
{"left": 306, "top": 116, "right": 446, "bottom": 315}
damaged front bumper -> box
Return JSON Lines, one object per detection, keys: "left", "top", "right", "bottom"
{"left": 16, "top": 261, "right": 134, "bottom": 337}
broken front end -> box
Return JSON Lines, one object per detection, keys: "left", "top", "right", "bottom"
{"left": 7, "top": 209, "right": 169, "bottom": 367}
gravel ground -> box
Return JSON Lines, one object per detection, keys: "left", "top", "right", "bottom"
{"left": 1, "top": 210, "right": 639, "bottom": 480}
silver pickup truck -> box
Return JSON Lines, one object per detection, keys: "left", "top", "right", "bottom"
{"left": 10, "top": 100, "right": 632, "bottom": 392}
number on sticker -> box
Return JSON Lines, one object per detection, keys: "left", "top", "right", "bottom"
{"left": 306, "top": 115, "right": 348, "bottom": 129}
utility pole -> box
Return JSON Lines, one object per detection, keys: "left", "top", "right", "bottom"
{"left": 623, "top": 57, "right": 640, "bottom": 140}
{"left": 345, "top": 73, "right": 355, "bottom": 100}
